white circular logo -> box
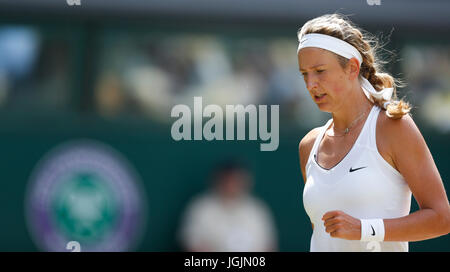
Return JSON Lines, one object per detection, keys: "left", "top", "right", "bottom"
{"left": 25, "top": 139, "right": 147, "bottom": 251}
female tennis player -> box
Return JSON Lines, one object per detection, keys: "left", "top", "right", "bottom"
{"left": 298, "top": 14, "right": 450, "bottom": 251}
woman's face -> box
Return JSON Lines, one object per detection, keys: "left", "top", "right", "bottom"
{"left": 298, "top": 47, "right": 352, "bottom": 113}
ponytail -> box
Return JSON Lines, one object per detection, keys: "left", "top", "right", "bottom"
{"left": 361, "top": 63, "right": 411, "bottom": 119}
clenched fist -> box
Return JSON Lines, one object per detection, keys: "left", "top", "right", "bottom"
{"left": 322, "top": 210, "right": 361, "bottom": 240}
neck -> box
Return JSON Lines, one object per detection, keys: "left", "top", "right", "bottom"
{"left": 331, "top": 83, "right": 373, "bottom": 132}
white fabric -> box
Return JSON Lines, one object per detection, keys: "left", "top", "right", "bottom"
{"left": 360, "top": 218, "right": 385, "bottom": 242}
{"left": 298, "top": 33, "right": 394, "bottom": 105}
{"left": 298, "top": 33, "right": 363, "bottom": 63}
{"left": 303, "top": 105, "right": 412, "bottom": 252}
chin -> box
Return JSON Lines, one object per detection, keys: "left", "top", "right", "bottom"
{"left": 316, "top": 103, "right": 333, "bottom": 113}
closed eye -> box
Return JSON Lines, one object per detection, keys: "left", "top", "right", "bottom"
{"left": 301, "top": 69, "right": 324, "bottom": 77}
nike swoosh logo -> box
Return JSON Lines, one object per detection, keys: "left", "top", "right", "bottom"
{"left": 371, "top": 225, "right": 375, "bottom": 236}
{"left": 349, "top": 166, "right": 367, "bottom": 172}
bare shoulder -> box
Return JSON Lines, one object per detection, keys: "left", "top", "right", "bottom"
{"left": 299, "top": 127, "right": 322, "bottom": 155}
{"left": 377, "top": 111, "right": 423, "bottom": 147}
{"left": 299, "top": 127, "right": 322, "bottom": 182}
{"left": 377, "top": 110, "right": 427, "bottom": 166}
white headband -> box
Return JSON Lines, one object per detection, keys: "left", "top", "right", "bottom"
{"left": 298, "top": 33, "right": 393, "bottom": 104}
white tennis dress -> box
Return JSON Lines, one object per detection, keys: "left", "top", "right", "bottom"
{"left": 303, "top": 105, "right": 412, "bottom": 252}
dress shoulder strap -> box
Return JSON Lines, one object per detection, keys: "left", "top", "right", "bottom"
{"left": 359, "top": 105, "right": 381, "bottom": 149}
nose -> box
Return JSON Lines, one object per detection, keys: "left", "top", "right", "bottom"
{"left": 304, "top": 74, "right": 318, "bottom": 91}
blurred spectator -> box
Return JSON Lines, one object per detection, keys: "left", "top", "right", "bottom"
{"left": 0, "top": 25, "right": 74, "bottom": 110}
{"left": 178, "top": 159, "right": 278, "bottom": 252}
{"left": 0, "top": 26, "right": 40, "bottom": 106}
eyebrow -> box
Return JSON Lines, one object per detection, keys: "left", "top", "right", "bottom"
{"left": 299, "top": 64, "right": 326, "bottom": 72}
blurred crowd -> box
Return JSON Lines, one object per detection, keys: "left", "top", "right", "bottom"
{"left": 0, "top": 25, "right": 327, "bottom": 129}
{"left": 0, "top": 26, "right": 450, "bottom": 133}
{"left": 93, "top": 31, "right": 327, "bottom": 128}
{"left": 1, "top": 25, "right": 449, "bottom": 132}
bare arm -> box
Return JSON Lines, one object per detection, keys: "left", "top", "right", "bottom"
{"left": 382, "top": 114, "right": 450, "bottom": 241}
{"left": 299, "top": 128, "right": 321, "bottom": 184}
{"left": 299, "top": 128, "right": 321, "bottom": 230}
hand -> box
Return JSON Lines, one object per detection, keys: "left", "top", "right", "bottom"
{"left": 322, "top": 210, "right": 361, "bottom": 240}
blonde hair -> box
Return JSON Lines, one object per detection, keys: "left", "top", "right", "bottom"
{"left": 298, "top": 13, "right": 411, "bottom": 119}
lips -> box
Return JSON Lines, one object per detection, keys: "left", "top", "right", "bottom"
{"left": 314, "top": 93, "right": 327, "bottom": 102}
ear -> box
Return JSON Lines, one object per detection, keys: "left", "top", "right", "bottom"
{"left": 347, "top": 58, "right": 360, "bottom": 80}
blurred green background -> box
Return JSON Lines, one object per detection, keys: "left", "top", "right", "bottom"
{"left": 0, "top": 0, "right": 449, "bottom": 252}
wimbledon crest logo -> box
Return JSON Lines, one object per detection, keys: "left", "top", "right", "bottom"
{"left": 25, "top": 139, "right": 147, "bottom": 252}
